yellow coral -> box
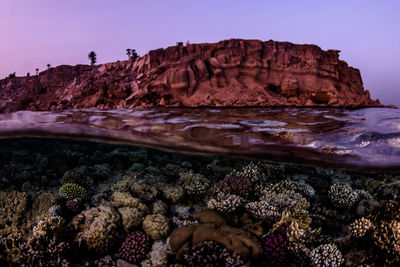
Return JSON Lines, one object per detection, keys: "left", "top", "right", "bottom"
{"left": 59, "top": 183, "right": 86, "bottom": 199}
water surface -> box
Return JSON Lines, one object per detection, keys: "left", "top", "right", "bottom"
{"left": 0, "top": 107, "right": 399, "bottom": 171}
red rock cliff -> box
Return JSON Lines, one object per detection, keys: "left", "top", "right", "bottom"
{"left": 0, "top": 39, "right": 383, "bottom": 112}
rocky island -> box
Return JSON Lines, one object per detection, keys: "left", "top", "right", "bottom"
{"left": 0, "top": 39, "right": 384, "bottom": 113}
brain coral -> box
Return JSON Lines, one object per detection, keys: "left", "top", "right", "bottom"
{"left": 142, "top": 214, "right": 170, "bottom": 240}
{"left": 72, "top": 205, "right": 121, "bottom": 254}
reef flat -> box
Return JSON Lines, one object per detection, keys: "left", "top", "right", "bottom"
{"left": 0, "top": 138, "right": 399, "bottom": 266}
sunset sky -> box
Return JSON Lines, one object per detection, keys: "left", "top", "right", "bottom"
{"left": 1, "top": 0, "right": 399, "bottom": 105}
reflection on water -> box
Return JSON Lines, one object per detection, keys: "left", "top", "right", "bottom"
{"left": 0, "top": 107, "right": 399, "bottom": 171}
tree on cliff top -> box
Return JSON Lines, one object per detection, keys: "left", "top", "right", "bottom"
{"left": 126, "top": 48, "right": 138, "bottom": 60}
{"left": 130, "top": 49, "right": 138, "bottom": 60}
{"left": 88, "top": 51, "right": 97, "bottom": 65}
{"left": 36, "top": 68, "right": 39, "bottom": 75}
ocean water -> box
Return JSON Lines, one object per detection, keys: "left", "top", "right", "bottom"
{"left": 0, "top": 107, "right": 399, "bottom": 266}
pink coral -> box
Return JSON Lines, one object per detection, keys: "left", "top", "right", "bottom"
{"left": 119, "top": 231, "right": 151, "bottom": 264}
{"left": 262, "top": 224, "right": 289, "bottom": 266}
{"left": 217, "top": 176, "right": 253, "bottom": 198}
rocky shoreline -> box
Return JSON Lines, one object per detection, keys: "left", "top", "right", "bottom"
{"left": 0, "top": 39, "right": 388, "bottom": 113}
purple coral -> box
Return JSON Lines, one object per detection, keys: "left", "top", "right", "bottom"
{"left": 217, "top": 176, "right": 253, "bottom": 198}
{"left": 262, "top": 224, "right": 289, "bottom": 266}
{"left": 65, "top": 199, "right": 81, "bottom": 214}
{"left": 119, "top": 231, "right": 151, "bottom": 264}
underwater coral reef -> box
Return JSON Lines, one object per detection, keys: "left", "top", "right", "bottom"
{"left": 0, "top": 138, "right": 399, "bottom": 266}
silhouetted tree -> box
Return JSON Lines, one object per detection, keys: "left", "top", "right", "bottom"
{"left": 8, "top": 72, "right": 16, "bottom": 79}
{"left": 88, "top": 51, "right": 97, "bottom": 65}
{"left": 130, "top": 49, "right": 138, "bottom": 60}
{"left": 47, "top": 64, "right": 51, "bottom": 70}
{"left": 27, "top": 72, "right": 30, "bottom": 77}
{"left": 36, "top": 68, "right": 39, "bottom": 75}
{"left": 126, "top": 49, "right": 131, "bottom": 60}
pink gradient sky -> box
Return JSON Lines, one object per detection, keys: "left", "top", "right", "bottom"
{"left": 1, "top": 0, "right": 399, "bottom": 105}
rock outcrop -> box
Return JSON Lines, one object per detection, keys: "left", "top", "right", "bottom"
{"left": 0, "top": 39, "right": 384, "bottom": 112}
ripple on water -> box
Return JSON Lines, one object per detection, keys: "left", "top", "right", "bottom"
{"left": 0, "top": 107, "right": 399, "bottom": 171}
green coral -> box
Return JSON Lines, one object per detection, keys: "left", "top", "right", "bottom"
{"left": 59, "top": 183, "right": 87, "bottom": 199}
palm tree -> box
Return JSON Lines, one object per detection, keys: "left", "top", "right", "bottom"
{"left": 126, "top": 49, "right": 131, "bottom": 60}
{"left": 47, "top": 64, "right": 51, "bottom": 70}
{"left": 36, "top": 68, "right": 39, "bottom": 75}
{"left": 88, "top": 51, "right": 97, "bottom": 65}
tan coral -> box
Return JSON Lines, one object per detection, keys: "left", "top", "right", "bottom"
{"left": 348, "top": 217, "right": 374, "bottom": 238}
{"left": 142, "top": 214, "right": 170, "bottom": 240}
{"left": 73, "top": 205, "right": 121, "bottom": 254}
{"left": 118, "top": 207, "right": 145, "bottom": 232}
{"left": 162, "top": 185, "right": 184, "bottom": 203}
{"left": 110, "top": 191, "right": 148, "bottom": 213}
{"left": 373, "top": 220, "right": 400, "bottom": 256}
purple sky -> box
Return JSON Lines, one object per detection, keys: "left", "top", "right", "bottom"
{"left": 1, "top": 0, "right": 399, "bottom": 106}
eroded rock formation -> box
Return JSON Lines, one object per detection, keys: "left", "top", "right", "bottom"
{"left": 0, "top": 39, "right": 384, "bottom": 112}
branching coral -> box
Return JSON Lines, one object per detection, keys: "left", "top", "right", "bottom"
{"left": 372, "top": 219, "right": 400, "bottom": 257}
{"left": 19, "top": 216, "right": 69, "bottom": 266}
{"left": 245, "top": 201, "right": 280, "bottom": 221}
{"left": 217, "top": 176, "right": 253, "bottom": 198}
{"left": 178, "top": 172, "right": 210, "bottom": 198}
{"left": 348, "top": 217, "right": 374, "bottom": 238}
{"left": 328, "top": 183, "right": 358, "bottom": 209}
{"left": 207, "top": 192, "right": 244, "bottom": 214}
{"left": 232, "top": 162, "right": 263, "bottom": 182}
{"left": 183, "top": 240, "right": 245, "bottom": 267}
{"left": 309, "top": 243, "right": 344, "bottom": 267}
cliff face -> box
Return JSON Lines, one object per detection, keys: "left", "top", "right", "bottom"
{"left": 0, "top": 39, "right": 383, "bottom": 113}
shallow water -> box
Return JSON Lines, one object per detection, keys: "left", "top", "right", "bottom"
{"left": 0, "top": 107, "right": 399, "bottom": 171}
{"left": 0, "top": 108, "right": 400, "bottom": 266}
